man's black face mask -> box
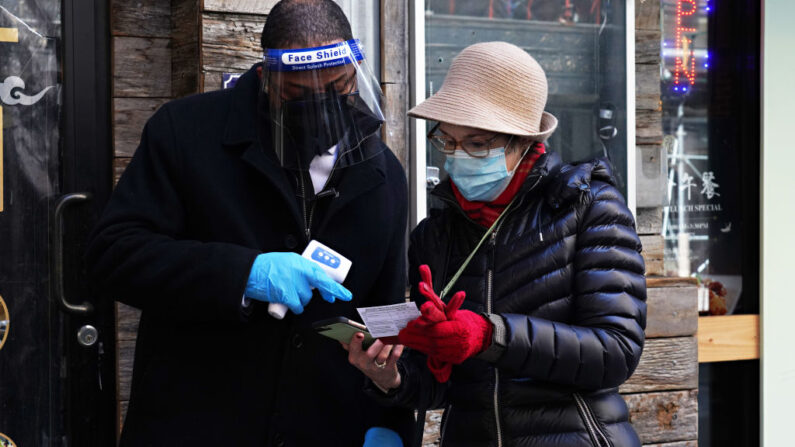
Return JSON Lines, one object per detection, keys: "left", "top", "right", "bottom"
{"left": 276, "top": 91, "right": 382, "bottom": 169}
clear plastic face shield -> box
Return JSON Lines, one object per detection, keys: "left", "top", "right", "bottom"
{"left": 261, "top": 39, "right": 385, "bottom": 171}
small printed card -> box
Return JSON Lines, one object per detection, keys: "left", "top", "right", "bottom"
{"left": 356, "top": 302, "right": 421, "bottom": 339}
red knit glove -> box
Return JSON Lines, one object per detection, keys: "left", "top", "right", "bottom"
{"left": 399, "top": 265, "right": 493, "bottom": 382}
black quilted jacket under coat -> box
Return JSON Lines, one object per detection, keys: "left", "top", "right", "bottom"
{"left": 370, "top": 152, "right": 647, "bottom": 447}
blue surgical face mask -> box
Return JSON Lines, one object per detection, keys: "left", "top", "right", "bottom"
{"left": 444, "top": 147, "right": 515, "bottom": 202}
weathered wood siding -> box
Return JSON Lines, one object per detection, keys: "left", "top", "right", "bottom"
{"left": 199, "top": 12, "right": 266, "bottom": 92}
{"left": 380, "top": 0, "right": 410, "bottom": 168}
{"left": 635, "top": 0, "right": 666, "bottom": 274}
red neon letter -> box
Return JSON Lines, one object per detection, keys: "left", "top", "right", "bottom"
{"left": 675, "top": 0, "right": 698, "bottom": 86}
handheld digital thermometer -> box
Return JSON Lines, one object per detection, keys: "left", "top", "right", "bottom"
{"left": 268, "top": 240, "right": 352, "bottom": 319}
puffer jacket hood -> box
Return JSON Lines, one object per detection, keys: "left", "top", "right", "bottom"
{"left": 544, "top": 156, "right": 617, "bottom": 207}
{"left": 368, "top": 152, "right": 646, "bottom": 447}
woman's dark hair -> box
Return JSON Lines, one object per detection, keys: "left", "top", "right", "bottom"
{"left": 260, "top": 0, "right": 354, "bottom": 50}
{"left": 506, "top": 136, "right": 542, "bottom": 156}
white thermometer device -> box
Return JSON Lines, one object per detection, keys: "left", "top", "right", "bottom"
{"left": 268, "top": 240, "right": 352, "bottom": 319}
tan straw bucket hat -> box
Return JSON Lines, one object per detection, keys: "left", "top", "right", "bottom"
{"left": 409, "top": 41, "right": 557, "bottom": 141}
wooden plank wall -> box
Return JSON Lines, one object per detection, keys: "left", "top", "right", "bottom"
{"left": 173, "top": 0, "right": 276, "bottom": 96}
{"left": 110, "top": 0, "right": 172, "bottom": 430}
{"left": 636, "top": 0, "right": 666, "bottom": 275}
{"left": 621, "top": 279, "right": 699, "bottom": 446}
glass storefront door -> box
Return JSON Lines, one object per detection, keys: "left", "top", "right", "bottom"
{"left": 0, "top": 1, "right": 114, "bottom": 445}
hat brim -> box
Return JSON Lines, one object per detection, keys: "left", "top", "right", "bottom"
{"left": 408, "top": 92, "right": 558, "bottom": 142}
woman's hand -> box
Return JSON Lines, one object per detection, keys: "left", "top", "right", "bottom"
{"left": 341, "top": 333, "right": 403, "bottom": 392}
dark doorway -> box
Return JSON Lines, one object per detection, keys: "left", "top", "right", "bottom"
{"left": 0, "top": 0, "right": 115, "bottom": 445}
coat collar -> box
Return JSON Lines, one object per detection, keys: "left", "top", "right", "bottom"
{"left": 222, "top": 64, "right": 262, "bottom": 147}
{"left": 315, "top": 140, "right": 387, "bottom": 235}
{"left": 221, "top": 65, "right": 304, "bottom": 230}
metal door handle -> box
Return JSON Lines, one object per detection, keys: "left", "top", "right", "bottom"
{"left": 52, "top": 193, "right": 94, "bottom": 315}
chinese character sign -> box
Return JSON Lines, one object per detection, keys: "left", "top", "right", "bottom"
{"left": 662, "top": 0, "right": 745, "bottom": 316}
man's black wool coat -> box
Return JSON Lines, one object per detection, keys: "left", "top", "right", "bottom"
{"left": 86, "top": 66, "right": 413, "bottom": 446}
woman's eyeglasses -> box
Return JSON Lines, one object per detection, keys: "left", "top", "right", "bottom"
{"left": 426, "top": 123, "right": 505, "bottom": 158}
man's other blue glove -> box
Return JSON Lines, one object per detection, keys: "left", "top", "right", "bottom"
{"left": 245, "top": 252, "right": 352, "bottom": 315}
{"left": 363, "top": 427, "right": 403, "bottom": 447}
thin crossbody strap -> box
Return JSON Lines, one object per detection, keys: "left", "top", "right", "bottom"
{"left": 438, "top": 195, "right": 519, "bottom": 300}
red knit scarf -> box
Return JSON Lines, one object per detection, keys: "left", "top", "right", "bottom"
{"left": 451, "top": 143, "right": 545, "bottom": 227}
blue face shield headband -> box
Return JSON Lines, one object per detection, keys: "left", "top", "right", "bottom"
{"left": 264, "top": 39, "right": 365, "bottom": 72}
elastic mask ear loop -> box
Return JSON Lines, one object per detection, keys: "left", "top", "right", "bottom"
{"left": 507, "top": 137, "right": 533, "bottom": 174}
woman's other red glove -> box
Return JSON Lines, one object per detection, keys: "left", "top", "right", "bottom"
{"left": 399, "top": 265, "right": 493, "bottom": 382}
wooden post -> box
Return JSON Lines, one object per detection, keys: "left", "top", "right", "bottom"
{"left": 635, "top": 0, "right": 666, "bottom": 277}
{"left": 380, "top": 0, "right": 410, "bottom": 168}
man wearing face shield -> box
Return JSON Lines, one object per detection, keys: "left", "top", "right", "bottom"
{"left": 85, "top": 1, "right": 413, "bottom": 445}
{"left": 262, "top": 38, "right": 386, "bottom": 175}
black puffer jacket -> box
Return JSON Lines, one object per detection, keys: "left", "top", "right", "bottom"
{"left": 370, "top": 152, "right": 646, "bottom": 447}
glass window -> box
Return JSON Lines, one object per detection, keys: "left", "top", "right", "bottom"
{"left": 417, "top": 0, "right": 631, "bottom": 215}
{"left": 1, "top": 1, "right": 63, "bottom": 444}
{"left": 660, "top": 0, "right": 760, "bottom": 443}
{"left": 661, "top": 0, "right": 760, "bottom": 316}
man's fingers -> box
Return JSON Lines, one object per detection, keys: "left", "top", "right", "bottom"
{"left": 283, "top": 290, "right": 304, "bottom": 314}
{"left": 309, "top": 267, "right": 352, "bottom": 303}
{"left": 296, "top": 281, "right": 314, "bottom": 306}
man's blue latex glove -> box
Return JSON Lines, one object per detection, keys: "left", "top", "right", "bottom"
{"left": 363, "top": 427, "right": 403, "bottom": 447}
{"left": 245, "top": 252, "right": 352, "bottom": 314}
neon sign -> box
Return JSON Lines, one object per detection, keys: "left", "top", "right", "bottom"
{"left": 674, "top": 0, "right": 698, "bottom": 89}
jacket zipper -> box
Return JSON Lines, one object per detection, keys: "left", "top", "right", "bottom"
{"left": 298, "top": 173, "right": 313, "bottom": 240}
{"left": 301, "top": 151, "right": 345, "bottom": 241}
{"left": 484, "top": 175, "right": 545, "bottom": 447}
{"left": 306, "top": 198, "right": 316, "bottom": 241}
{"left": 439, "top": 404, "right": 452, "bottom": 447}
{"left": 488, "top": 224, "right": 503, "bottom": 447}
{"left": 573, "top": 393, "right": 611, "bottom": 447}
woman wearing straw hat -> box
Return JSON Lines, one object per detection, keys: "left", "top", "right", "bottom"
{"left": 343, "top": 41, "right": 646, "bottom": 447}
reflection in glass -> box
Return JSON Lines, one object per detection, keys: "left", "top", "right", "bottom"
{"left": 661, "top": 0, "right": 715, "bottom": 304}
{"left": 423, "top": 0, "right": 629, "bottom": 214}
{"left": 661, "top": 0, "right": 758, "bottom": 316}
{"left": 0, "top": 295, "right": 7, "bottom": 350}
{"left": 0, "top": 1, "right": 63, "bottom": 443}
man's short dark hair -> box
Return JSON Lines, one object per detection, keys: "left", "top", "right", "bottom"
{"left": 261, "top": 0, "right": 354, "bottom": 50}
